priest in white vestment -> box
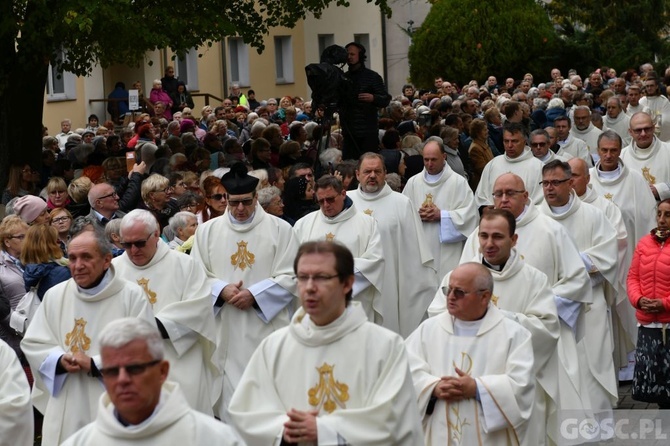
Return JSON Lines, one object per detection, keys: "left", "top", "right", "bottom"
{"left": 407, "top": 263, "right": 535, "bottom": 445}
{"left": 62, "top": 318, "right": 243, "bottom": 446}
{"left": 190, "top": 165, "right": 299, "bottom": 421}
{"left": 539, "top": 161, "right": 619, "bottom": 411}
{"left": 460, "top": 173, "right": 593, "bottom": 429}
{"left": 603, "top": 97, "right": 632, "bottom": 146}
{"left": 625, "top": 85, "right": 650, "bottom": 117}
{"left": 112, "top": 210, "right": 220, "bottom": 415}
{"left": 348, "top": 153, "right": 436, "bottom": 336}
{"left": 431, "top": 210, "right": 560, "bottom": 445}
{"left": 21, "top": 231, "right": 155, "bottom": 446}
{"left": 295, "top": 174, "right": 385, "bottom": 324}
{"left": 403, "top": 139, "right": 478, "bottom": 281}
{"left": 622, "top": 112, "right": 670, "bottom": 201}
{"left": 530, "top": 129, "right": 570, "bottom": 164}
{"left": 229, "top": 241, "right": 424, "bottom": 445}
{"left": 570, "top": 106, "right": 603, "bottom": 162}
{"left": 591, "top": 132, "right": 657, "bottom": 379}
{"left": 0, "top": 338, "right": 33, "bottom": 446}
{"left": 639, "top": 76, "right": 670, "bottom": 141}
{"left": 554, "top": 116, "right": 593, "bottom": 166}
{"left": 475, "top": 122, "right": 545, "bottom": 207}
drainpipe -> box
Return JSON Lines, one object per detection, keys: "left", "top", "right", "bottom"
{"left": 381, "top": 11, "right": 388, "bottom": 83}
{"left": 221, "top": 40, "right": 228, "bottom": 101}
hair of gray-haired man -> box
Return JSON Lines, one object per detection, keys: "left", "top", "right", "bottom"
{"left": 98, "top": 317, "right": 165, "bottom": 361}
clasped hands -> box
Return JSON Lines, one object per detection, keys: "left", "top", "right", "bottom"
{"left": 419, "top": 203, "right": 441, "bottom": 222}
{"left": 60, "top": 352, "right": 92, "bottom": 374}
{"left": 283, "top": 408, "right": 318, "bottom": 443}
{"left": 432, "top": 367, "right": 477, "bottom": 402}
{"left": 221, "top": 281, "right": 256, "bottom": 310}
{"left": 639, "top": 297, "right": 664, "bottom": 313}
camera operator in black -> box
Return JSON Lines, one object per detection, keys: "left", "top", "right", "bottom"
{"left": 340, "top": 42, "right": 391, "bottom": 161}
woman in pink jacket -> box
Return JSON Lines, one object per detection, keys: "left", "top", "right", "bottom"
{"left": 628, "top": 198, "right": 670, "bottom": 408}
{"left": 149, "top": 79, "right": 173, "bottom": 120}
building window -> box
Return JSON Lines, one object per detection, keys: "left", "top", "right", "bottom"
{"left": 176, "top": 48, "right": 199, "bottom": 91}
{"left": 354, "top": 34, "right": 371, "bottom": 66}
{"left": 46, "top": 49, "right": 76, "bottom": 102}
{"left": 228, "top": 38, "right": 249, "bottom": 87}
{"left": 318, "top": 34, "right": 335, "bottom": 59}
{"left": 274, "top": 36, "right": 294, "bottom": 84}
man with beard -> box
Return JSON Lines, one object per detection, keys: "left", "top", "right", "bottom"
{"left": 348, "top": 153, "right": 436, "bottom": 336}
{"left": 570, "top": 106, "right": 603, "bottom": 162}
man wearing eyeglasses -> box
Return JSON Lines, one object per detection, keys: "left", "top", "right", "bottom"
{"left": 554, "top": 115, "right": 592, "bottom": 166}
{"left": 88, "top": 183, "right": 126, "bottom": 227}
{"left": 621, "top": 112, "right": 670, "bottom": 201}
{"left": 406, "top": 262, "right": 536, "bottom": 445}
{"left": 570, "top": 106, "right": 603, "bottom": 163}
{"left": 21, "top": 230, "right": 154, "bottom": 446}
{"left": 112, "top": 210, "right": 219, "bottom": 416}
{"left": 294, "top": 174, "right": 385, "bottom": 325}
{"left": 191, "top": 164, "right": 299, "bottom": 422}
{"left": 62, "top": 317, "right": 242, "bottom": 445}
{"left": 430, "top": 209, "right": 561, "bottom": 444}
{"left": 230, "top": 241, "right": 424, "bottom": 445}
{"left": 530, "top": 129, "right": 570, "bottom": 164}
{"left": 539, "top": 160, "right": 619, "bottom": 414}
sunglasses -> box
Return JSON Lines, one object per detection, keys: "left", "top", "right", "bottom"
{"left": 316, "top": 196, "right": 338, "bottom": 205}
{"left": 207, "top": 194, "right": 226, "bottom": 201}
{"left": 228, "top": 198, "right": 254, "bottom": 207}
{"left": 120, "top": 233, "right": 153, "bottom": 250}
{"left": 99, "top": 359, "right": 161, "bottom": 378}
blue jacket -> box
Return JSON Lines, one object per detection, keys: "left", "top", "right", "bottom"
{"left": 23, "top": 261, "right": 71, "bottom": 301}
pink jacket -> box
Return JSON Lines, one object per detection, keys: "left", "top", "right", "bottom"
{"left": 628, "top": 234, "right": 670, "bottom": 324}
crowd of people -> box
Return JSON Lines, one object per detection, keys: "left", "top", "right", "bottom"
{"left": 2, "top": 53, "right": 670, "bottom": 445}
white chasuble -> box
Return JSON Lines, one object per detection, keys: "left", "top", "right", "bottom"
{"left": 403, "top": 165, "right": 478, "bottom": 281}
{"left": 406, "top": 305, "right": 535, "bottom": 446}
{"left": 639, "top": 95, "right": 670, "bottom": 141}
{"left": 559, "top": 136, "right": 592, "bottom": 166}
{"left": 474, "top": 148, "right": 545, "bottom": 207}
{"left": 348, "top": 184, "right": 436, "bottom": 336}
{"left": 229, "top": 302, "right": 425, "bottom": 445}
{"left": 113, "top": 242, "right": 220, "bottom": 414}
{"left": 540, "top": 193, "right": 619, "bottom": 410}
{"left": 622, "top": 137, "right": 670, "bottom": 200}
{"left": 62, "top": 382, "right": 244, "bottom": 445}
{"left": 571, "top": 124, "right": 603, "bottom": 159}
{"left": 21, "top": 266, "right": 154, "bottom": 446}
{"left": 603, "top": 113, "right": 632, "bottom": 146}
{"left": 590, "top": 161, "right": 657, "bottom": 365}
{"left": 430, "top": 251, "right": 559, "bottom": 444}
{"left": 0, "top": 339, "right": 33, "bottom": 446}
{"left": 190, "top": 205, "right": 299, "bottom": 420}
{"left": 294, "top": 202, "right": 385, "bottom": 324}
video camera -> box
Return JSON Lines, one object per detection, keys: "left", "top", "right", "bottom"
{"left": 305, "top": 45, "right": 354, "bottom": 113}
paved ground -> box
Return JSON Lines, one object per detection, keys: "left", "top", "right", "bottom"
{"left": 617, "top": 382, "right": 660, "bottom": 410}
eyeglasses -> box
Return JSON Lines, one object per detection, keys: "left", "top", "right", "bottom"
{"left": 316, "top": 195, "right": 339, "bottom": 205}
{"left": 9, "top": 234, "right": 25, "bottom": 240}
{"left": 154, "top": 187, "right": 170, "bottom": 194}
{"left": 51, "top": 216, "right": 71, "bottom": 224}
{"left": 530, "top": 142, "right": 547, "bottom": 147}
{"left": 180, "top": 203, "right": 198, "bottom": 210}
{"left": 207, "top": 193, "right": 226, "bottom": 201}
{"left": 631, "top": 126, "right": 655, "bottom": 135}
{"left": 492, "top": 190, "right": 525, "bottom": 198}
{"left": 296, "top": 274, "right": 339, "bottom": 284}
{"left": 539, "top": 178, "right": 570, "bottom": 188}
{"left": 120, "top": 233, "right": 153, "bottom": 250}
{"left": 441, "top": 286, "right": 487, "bottom": 299}
{"left": 99, "top": 359, "right": 161, "bottom": 378}
{"left": 98, "top": 192, "right": 118, "bottom": 200}
{"left": 228, "top": 198, "right": 254, "bottom": 207}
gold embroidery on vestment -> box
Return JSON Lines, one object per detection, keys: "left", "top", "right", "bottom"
{"left": 325, "top": 232, "right": 336, "bottom": 242}
{"left": 491, "top": 294, "right": 499, "bottom": 306}
{"left": 363, "top": 209, "right": 373, "bottom": 216}
{"left": 65, "top": 318, "right": 91, "bottom": 353}
{"left": 604, "top": 193, "right": 613, "bottom": 201}
{"left": 308, "top": 363, "right": 349, "bottom": 413}
{"left": 137, "top": 278, "right": 157, "bottom": 305}
{"left": 422, "top": 193, "right": 433, "bottom": 206}
{"left": 231, "top": 240, "right": 255, "bottom": 270}
{"left": 642, "top": 167, "right": 656, "bottom": 185}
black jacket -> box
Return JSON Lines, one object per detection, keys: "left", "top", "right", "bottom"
{"left": 340, "top": 65, "right": 391, "bottom": 137}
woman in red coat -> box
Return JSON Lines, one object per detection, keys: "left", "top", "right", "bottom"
{"left": 628, "top": 198, "right": 670, "bottom": 407}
